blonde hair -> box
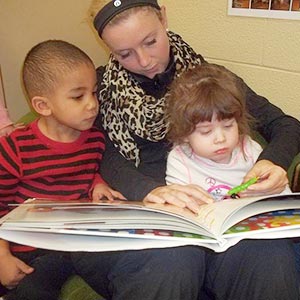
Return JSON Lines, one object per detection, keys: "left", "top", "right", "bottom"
{"left": 87, "top": 0, "right": 162, "bottom": 33}
{"left": 87, "top": 0, "right": 110, "bottom": 25}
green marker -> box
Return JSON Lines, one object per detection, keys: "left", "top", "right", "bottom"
{"left": 227, "top": 177, "right": 259, "bottom": 197}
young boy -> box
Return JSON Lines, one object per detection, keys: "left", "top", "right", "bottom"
{"left": 0, "top": 40, "right": 124, "bottom": 300}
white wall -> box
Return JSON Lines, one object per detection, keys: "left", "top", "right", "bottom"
{"left": 164, "top": 0, "right": 300, "bottom": 119}
{"left": 1, "top": 0, "right": 300, "bottom": 121}
{"left": 0, "top": 0, "right": 107, "bottom": 120}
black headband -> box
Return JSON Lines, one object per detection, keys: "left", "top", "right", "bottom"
{"left": 93, "top": 0, "right": 160, "bottom": 37}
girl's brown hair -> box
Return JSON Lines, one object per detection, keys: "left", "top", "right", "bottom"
{"left": 166, "top": 63, "right": 253, "bottom": 144}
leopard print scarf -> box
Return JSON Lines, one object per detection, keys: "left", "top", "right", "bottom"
{"left": 99, "top": 31, "right": 202, "bottom": 166}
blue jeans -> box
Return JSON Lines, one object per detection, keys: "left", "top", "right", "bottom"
{"left": 72, "top": 239, "right": 299, "bottom": 300}
{"left": 294, "top": 240, "right": 300, "bottom": 273}
{"left": 2, "top": 249, "right": 74, "bottom": 300}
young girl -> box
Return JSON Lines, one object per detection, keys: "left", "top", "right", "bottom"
{"left": 0, "top": 106, "right": 24, "bottom": 137}
{"left": 0, "top": 68, "right": 24, "bottom": 137}
{"left": 0, "top": 105, "right": 14, "bottom": 137}
{"left": 166, "top": 63, "right": 290, "bottom": 201}
{"left": 0, "top": 79, "right": 17, "bottom": 137}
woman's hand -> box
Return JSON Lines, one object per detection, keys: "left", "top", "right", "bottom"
{"left": 239, "top": 160, "right": 289, "bottom": 197}
{"left": 143, "top": 184, "right": 213, "bottom": 214}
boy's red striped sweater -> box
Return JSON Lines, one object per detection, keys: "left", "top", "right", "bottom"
{"left": 0, "top": 119, "right": 106, "bottom": 252}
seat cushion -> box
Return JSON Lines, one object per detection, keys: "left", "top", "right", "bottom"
{"left": 59, "top": 275, "right": 103, "bottom": 300}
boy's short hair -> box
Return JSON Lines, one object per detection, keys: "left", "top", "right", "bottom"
{"left": 22, "top": 40, "right": 94, "bottom": 99}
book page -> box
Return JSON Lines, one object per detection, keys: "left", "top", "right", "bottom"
{"left": 3, "top": 193, "right": 300, "bottom": 242}
{"left": 3, "top": 200, "right": 214, "bottom": 237}
{"left": 145, "top": 193, "right": 300, "bottom": 238}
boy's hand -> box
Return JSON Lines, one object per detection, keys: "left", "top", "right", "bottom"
{"left": 0, "top": 253, "right": 34, "bottom": 288}
{"left": 92, "top": 183, "right": 126, "bottom": 202}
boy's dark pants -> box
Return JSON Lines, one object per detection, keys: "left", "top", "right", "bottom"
{"left": 72, "top": 239, "right": 299, "bottom": 300}
{"left": 1, "top": 249, "right": 73, "bottom": 300}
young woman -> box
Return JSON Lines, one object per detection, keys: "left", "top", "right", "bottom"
{"left": 70, "top": 1, "right": 300, "bottom": 300}
{"left": 91, "top": 0, "right": 299, "bottom": 207}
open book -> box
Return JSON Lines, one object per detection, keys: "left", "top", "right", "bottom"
{"left": 1, "top": 193, "right": 300, "bottom": 252}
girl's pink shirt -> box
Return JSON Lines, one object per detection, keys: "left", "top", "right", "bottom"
{"left": 0, "top": 106, "right": 13, "bottom": 129}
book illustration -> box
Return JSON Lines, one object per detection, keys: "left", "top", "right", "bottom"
{"left": 226, "top": 209, "right": 300, "bottom": 234}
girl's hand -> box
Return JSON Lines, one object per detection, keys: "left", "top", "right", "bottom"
{"left": 0, "top": 123, "right": 25, "bottom": 137}
{"left": 143, "top": 184, "right": 213, "bottom": 214}
{"left": 92, "top": 183, "right": 126, "bottom": 202}
{"left": 239, "top": 160, "right": 289, "bottom": 197}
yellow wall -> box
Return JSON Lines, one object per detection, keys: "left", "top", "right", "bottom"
{"left": 1, "top": 0, "right": 300, "bottom": 121}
